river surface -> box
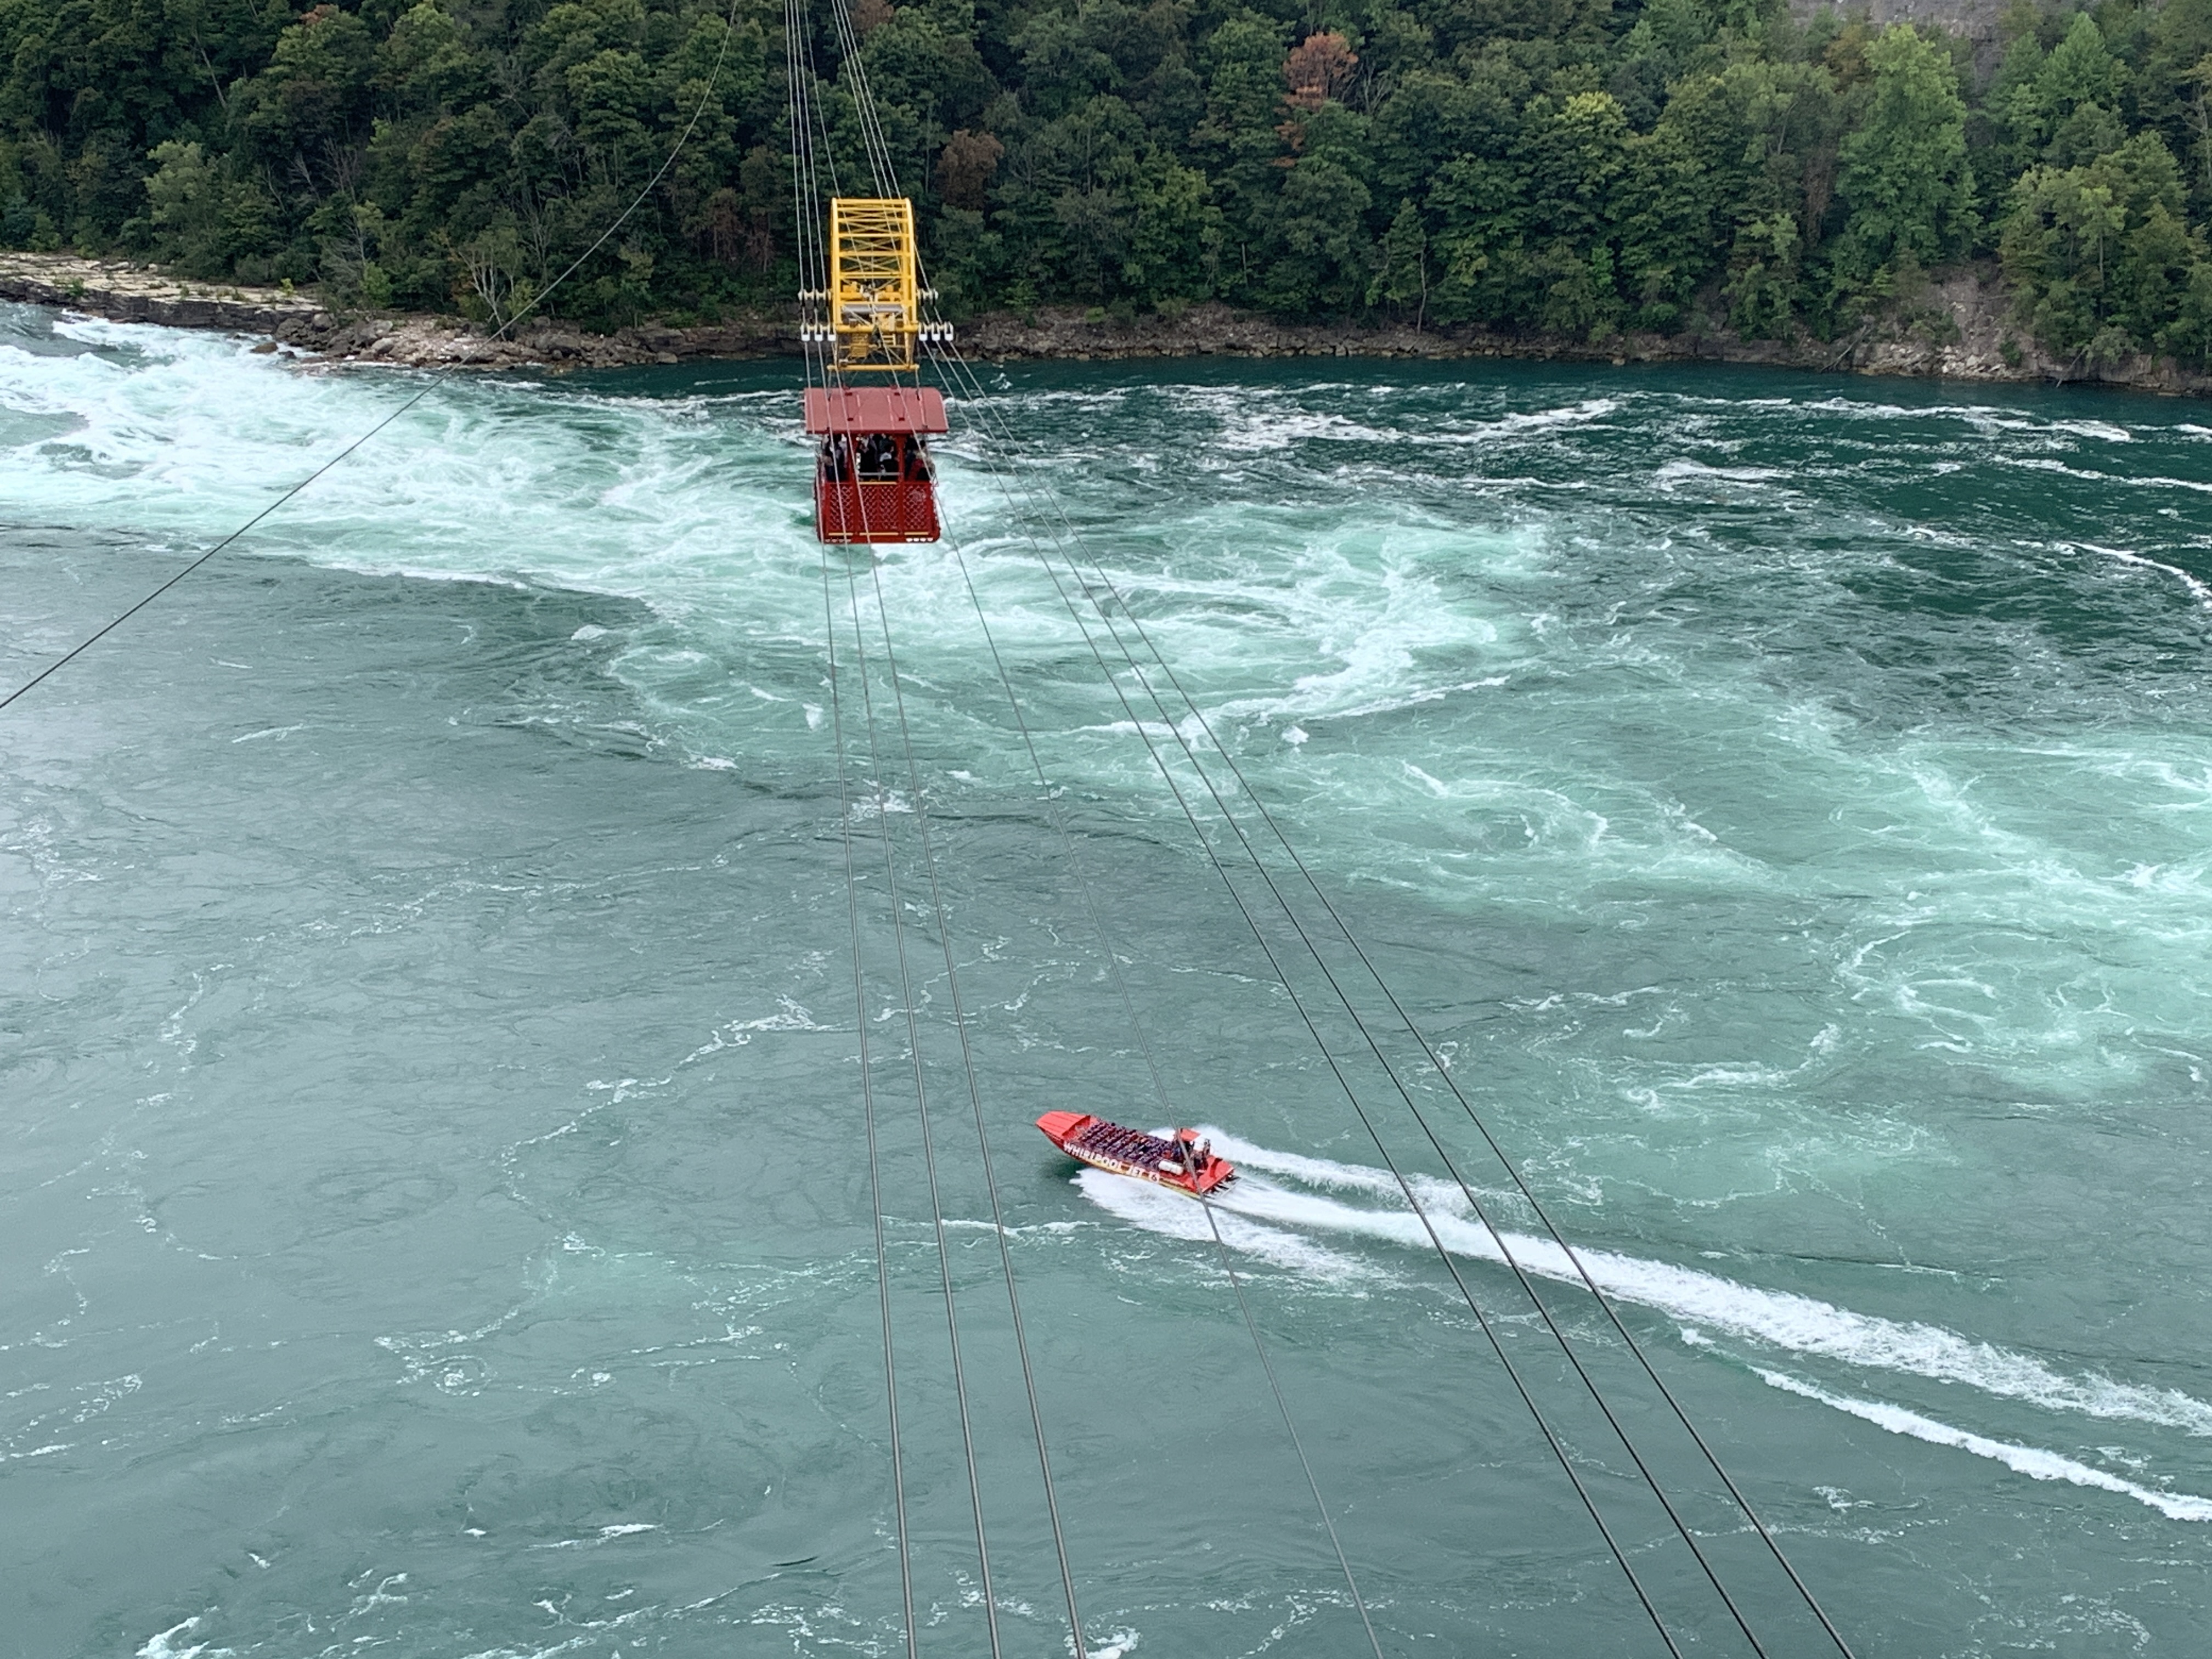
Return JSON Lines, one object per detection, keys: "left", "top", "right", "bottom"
{"left": 6, "top": 303, "right": 2212, "bottom": 1658}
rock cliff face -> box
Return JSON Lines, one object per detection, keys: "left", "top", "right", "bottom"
{"left": 8, "top": 251, "right": 2210, "bottom": 397}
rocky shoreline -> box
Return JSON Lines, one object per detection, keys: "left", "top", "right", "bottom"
{"left": 7, "top": 250, "right": 2209, "bottom": 396}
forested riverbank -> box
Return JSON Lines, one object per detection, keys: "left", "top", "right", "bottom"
{"left": 6, "top": 0, "right": 2212, "bottom": 377}
{"left": 14, "top": 245, "right": 2212, "bottom": 393}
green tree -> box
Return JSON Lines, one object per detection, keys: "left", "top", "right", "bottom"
{"left": 1126, "top": 154, "right": 1220, "bottom": 301}
{"left": 1828, "top": 25, "right": 1975, "bottom": 306}
{"left": 142, "top": 138, "right": 279, "bottom": 276}
{"left": 0, "top": 0, "right": 2204, "bottom": 358}
{"left": 1368, "top": 195, "right": 1429, "bottom": 325}
{"left": 2004, "top": 131, "right": 2210, "bottom": 363}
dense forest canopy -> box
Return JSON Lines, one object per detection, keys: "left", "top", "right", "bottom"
{"left": 5, "top": 0, "right": 2212, "bottom": 362}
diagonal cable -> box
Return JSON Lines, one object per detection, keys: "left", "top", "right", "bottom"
{"left": 940, "top": 518, "right": 1386, "bottom": 1659}
{"left": 915, "top": 408, "right": 1687, "bottom": 1653}
{"left": 818, "top": 524, "right": 919, "bottom": 1659}
{"left": 922, "top": 336, "right": 1850, "bottom": 1655}
{"left": 2, "top": 0, "right": 746, "bottom": 715}
{"left": 794, "top": 9, "right": 1006, "bottom": 1655}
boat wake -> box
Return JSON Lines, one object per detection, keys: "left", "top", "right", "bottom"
{"left": 1073, "top": 1127, "right": 2212, "bottom": 1520}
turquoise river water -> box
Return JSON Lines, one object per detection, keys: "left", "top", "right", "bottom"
{"left": 5, "top": 302, "right": 2212, "bottom": 1658}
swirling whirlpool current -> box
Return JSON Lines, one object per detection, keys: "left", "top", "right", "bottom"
{"left": 7, "top": 303, "right": 2212, "bottom": 1656}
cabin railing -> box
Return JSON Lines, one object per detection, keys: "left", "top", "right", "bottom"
{"left": 815, "top": 478, "right": 940, "bottom": 543}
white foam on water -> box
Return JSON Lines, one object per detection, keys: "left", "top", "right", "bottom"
{"left": 532, "top": 1522, "right": 662, "bottom": 1549}
{"left": 1653, "top": 459, "right": 1789, "bottom": 490}
{"left": 1214, "top": 408, "right": 1409, "bottom": 452}
{"left": 136, "top": 1618, "right": 227, "bottom": 1659}
{"left": 1166, "top": 385, "right": 1616, "bottom": 455}
{"left": 1084, "top": 1128, "right": 2212, "bottom": 1441}
{"left": 2009, "top": 456, "right": 2212, "bottom": 494}
{"left": 1472, "top": 396, "right": 1621, "bottom": 436}
{"left": 1793, "top": 396, "right": 2145, "bottom": 438}
{"left": 2, "top": 312, "right": 827, "bottom": 641}
{"left": 2076, "top": 541, "right": 2212, "bottom": 611}
{"left": 1754, "top": 1369, "right": 2212, "bottom": 1521}
{"left": 2050, "top": 419, "right": 2134, "bottom": 443}
{"left": 1074, "top": 1166, "right": 1379, "bottom": 1282}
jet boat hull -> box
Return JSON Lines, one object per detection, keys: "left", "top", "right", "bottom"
{"left": 1036, "top": 1111, "right": 1235, "bottom": 1196}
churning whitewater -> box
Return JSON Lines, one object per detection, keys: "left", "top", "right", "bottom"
{"left": 7, "top": 299, "right": 2212, "bottom": 1657}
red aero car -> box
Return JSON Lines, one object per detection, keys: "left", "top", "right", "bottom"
{"left": 805, "top": 386, "right": 948, "bottom": 544}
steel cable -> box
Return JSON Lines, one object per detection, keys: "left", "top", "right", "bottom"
{"left": 938, "top": 518, "right": 1388, "bottom": 1659}
{"left": 793, "top": 10, "right": 1009, "bottom": 1656}
{"left": 977, "top": 501, "right": 1688, "bottom": 1655}
{"left": 832, "top": 543, "right": 1007, "bottom": 1659}
{"left": 1, "top": 0, "right": 747, "bottom": 715}
{"left": 786, "top": 3, "right": 924, "bottom": 1647}
{"left": 827, "top": 13, "right": 1394, "bottom": 1617}
{"left": 799, "top": 60, "right": 1400, "bottom": 1638}
{"left": 916, "top": 333, "right": 1853, "bottom": 1656}
{"left": 894, "top": 349, "right": 1686, "bottom": 1648}
{"left": 817, "top": 527, "right": 920, "bottom": 1659}
{"left": 907, "top": 358, "right": 1771, "bottom": 1655}
{"left": 795, "top": 13, "right": 1100, "bottom": 1655}
{"left": 854, "top": 537, "right": 1093, "bottom": 1659}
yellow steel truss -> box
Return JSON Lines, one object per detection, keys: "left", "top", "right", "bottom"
{"left": 827, "top": 197, "right": 919, "bottom": 373}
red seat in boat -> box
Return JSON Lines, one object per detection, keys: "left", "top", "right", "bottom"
{"left": 806, "top": 386, "right": 947, "bottom": 544}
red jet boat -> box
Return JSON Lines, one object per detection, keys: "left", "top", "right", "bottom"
{"left": 1036, "top": 1111, "right": 1235, "bottom": 1197}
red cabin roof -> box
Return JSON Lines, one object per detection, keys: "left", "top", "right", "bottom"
{"left": 804, "top": 386, "right": 949, "bottom": 435}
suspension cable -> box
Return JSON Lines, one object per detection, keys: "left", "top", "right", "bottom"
{"left": 914, "top": 413, "right": 1686, "bottom": 1654}
{"left": 918, "top": 335, "right": 1850, "bottom": 1656}
{"left": 820, "top": 11, "right": 1390, "bottom": 1619}
{"left": 793, "top": 12, "right": 1048, "bottom": 1656}
{"left": 914, "top": 358, "right": 1774, "bottom": 1654}
{"left": 830, "top": 537, "right": 1007, "bottom": 1659}
{"left": 788, "top": 6, "right": 923, "bottom": 1646}
{"left": 986, "top": 393, "right": 1849, "bottom": 1659}
{"left": 794, "top": 16, "right": 1008, "bottom": 1659}
{"left": 855, "top": 539, "right": 1093, "bottom": 1659}
{"left": 939, "top": 520, "right": 1387, "bottom": 1659}
{"left": 820, "top": 37, "right": 1384, "bottom": 1626}
{"left": 819, "top": 529, "right": 919, "bottom": 1658}
{"left": 794, "top": 34, "right": 1386, "bottom": 1638}
{"left": 794, "top": 14, "right": 1105, "bottom": 1655}
{"left": 939, "top": 354, "right": 1852, "bottom": 1651}
{"left": 1, "top": 0, "right": 746, "bottom": 716}
{"left": 820, "top": 0, "right": 904, "bottom": 198}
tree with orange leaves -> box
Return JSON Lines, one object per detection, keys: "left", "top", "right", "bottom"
{"left": 1283, "top": 32, "right": 1358, "bottom": 115}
